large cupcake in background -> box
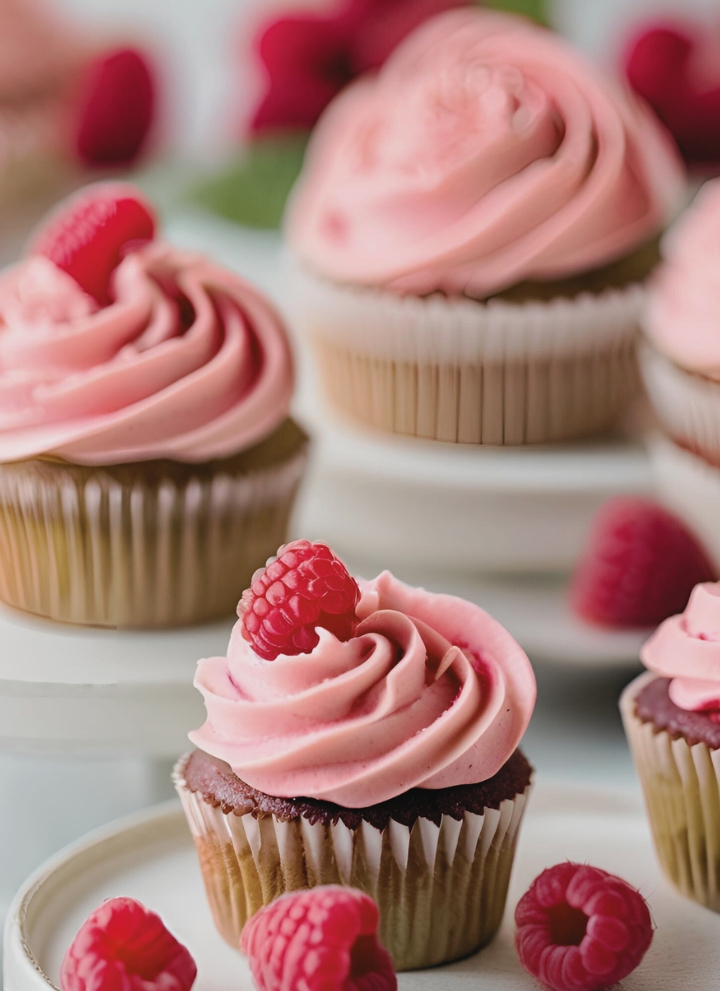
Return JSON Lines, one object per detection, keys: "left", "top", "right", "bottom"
{"left": 286, "top": 9, "right": 685, "bottom": 445}
{"left": 641, "top": 179, "right": 720, "bottom": 568}
{"left": 175, "top": 540, "right": 536, "bottom": 970}
{"left": 0, "top": 183, "right": 308, "bottom": 628}
{"left": 621, "top": 580, "right": 720, "bottom": 912}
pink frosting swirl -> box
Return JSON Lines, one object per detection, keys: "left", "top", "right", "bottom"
{"left": 642, "top": 582, "right": 720, "bottom": 714}
{"left": 286, "top": 9, "right": 685, "bottom": 298}
{"left": 0, "top": 246, "right": 294, "bottom": 464}
{"left": 645, "top": 179, "right": 720, "bottom": 379}
{"left": 190, "top": 571, "right": 536, "bottom": 807}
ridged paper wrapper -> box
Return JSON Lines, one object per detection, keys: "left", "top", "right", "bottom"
{"left": 0, "top": 419, "right": 309, "bottom": 628}
{"left": 621, "top": 672, "right": 720, "bottom": 912}
{"left": 291, "top": 265, "right": 643, "bottom": 445}
{"left": 174, "top": 756, "right": 531, "bottom": 971}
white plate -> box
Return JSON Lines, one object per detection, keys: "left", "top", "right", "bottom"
{"left": 5, "top": 783, "right": 714, "bottom": 991}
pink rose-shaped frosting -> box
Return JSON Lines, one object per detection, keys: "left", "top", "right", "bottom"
{"left": 645, "top": 179, "right": 720, "bottom": 379}
{"left": 0, "top": 246, "right": 294, "bottom": 465}
{"left": 642, "top": 582, "right": 720, "bottom": 714}
{"left": 286, "top": 9, "right": 685, "bottom": 298}
{"left": 190, "top": 571, "right": 536, "bottom": 807}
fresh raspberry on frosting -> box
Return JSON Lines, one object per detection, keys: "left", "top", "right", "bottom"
{"left": 240, "top": 886, "right": 397, "bottom": 991}
{"left": 571, "top": 498, "right": 716, "bottom": 628}
{"left": 59, "top": 897, "right": 197, "bottom": 991}
{"left": 515, "top": 863, "right": 653, "bottom": 991}
{"left": 241, "top": 539, "right": 360, "bottom": 660}
{"left": 28, "top": 182, "right": 156, "bottom": 306}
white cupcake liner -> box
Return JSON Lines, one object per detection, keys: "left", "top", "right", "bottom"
{"left": 621, "top": 672, "right": 720, "bottom": 912}
{"left": 290, "top": 264, "right": 643, "bottom": 444}
{"left": 175, "top": 757, "right": 531, "bottom": 971}
{"left": 640, "top": 344, "right": 720, "bottom": 465}
{"left": 648, "top": 434, "right": 720, "bottom": 572}
{"left": 0, "top": 430, "right": 308, "bottom": 628}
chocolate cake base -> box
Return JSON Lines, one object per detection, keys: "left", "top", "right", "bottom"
{"left": 635, "top": 676, "right": 720, "bottom": 749}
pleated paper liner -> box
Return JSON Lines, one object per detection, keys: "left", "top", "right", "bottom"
{"left": 291, "top": 264, "right": 644, "bottom": 445}
{"left": 0, "top": 418, "right": 309, "bottom": 629}
{"left": 621, "top": 672, "right": 720, "bottom": 912}
{"left": 175, "top": 756, "right": 531, "bottom": 971}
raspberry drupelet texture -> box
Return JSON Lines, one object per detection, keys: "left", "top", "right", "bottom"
{"left": 241, "top": 539, "right": 361, "bottom": 660}
{"left": 59, "top": 897, "right": 197, "bottom": 991}
{"left": 240, "top": 886, "right": 397, "bottom": 991}
{"left": 515, "top": 862, "right": 653, "bottom": 991}
{"left": 571, "top": 497, "right": 716, "bottom": 628}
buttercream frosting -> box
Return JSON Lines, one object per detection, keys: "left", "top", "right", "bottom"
{"left": 190, "top": 570, "right": 536, "bottom": 807}
{"left": 645, "top": 179, "right": 720, "bottom": 379}
{"left": 0, "top": 246, "right": 294, "bottom": 465}
{"left": 642, "top": 582, "right": 720, "bottom": 715}
{"left": 286, "top": 9, "right": 685, "bottom": 299}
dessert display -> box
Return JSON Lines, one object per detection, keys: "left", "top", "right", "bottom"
{"left": 570, "top": 497, "right": 716, "bottom": 628}
{"left": 175, "top": 539, "right": 536, "bottom": 970}
{"left": 515, "top": 862, "right": 654, "bottom": 991}
{"left": 285, "top": 8, "right": 685, "bottom": 445}
{"left": 621, "top": 579, "right": 720, "bottom": 911}
{"left": 0, "top": 183, "right": 308, "bottom": 628}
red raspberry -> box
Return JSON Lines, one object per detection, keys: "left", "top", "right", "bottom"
{"left": 570, "top": 498, "right": 716, "bottom": 628}
{"left": 29, "top": 183, "right": 156, "bottom": 305}
{"left": 59, "top": 897, "right": 197, "bottom": 991}
{"left": 515, "top": 863, "right": 653, "bottom": 991}
{"left": 240, "top": 886, "right": 397, "bottom": 991}
{"left": 73, "top": 47, "right": 156, "bottom": 168}
{"left": 241, "top": 540, "right": 360, "bottom": 660}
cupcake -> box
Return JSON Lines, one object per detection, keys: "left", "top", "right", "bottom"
{"left": 641, "top": 179, "right": 720, "bottom": 567}
{"left": 0, "top": 183, "right": 308, "bottom": 628}
{"left": 620, "top": 580, "right": 720, "bottom": 911}
{"left": 175, "top": 539, "right": 536, "bottom": 971}
{"left": 285, "top": 9, "right": 685, "bottom": 445}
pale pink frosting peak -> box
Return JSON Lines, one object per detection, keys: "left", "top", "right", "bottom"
{"left": 0, "top": 245, "right": 294, "bottom": 464}
{"left": 190, "top": 571, "right": 536, "bottom": 807}
{"left": 645, "top": 179, "right": 720, "bottom": 379}
{"left": 286, "top": 9, "right": 685, "bottom": 298}
{"left": 0, "top": 0, "right": 86, "bottom": 99}
{"left": 642, "top": 583, "right": 720, "bottom": 714}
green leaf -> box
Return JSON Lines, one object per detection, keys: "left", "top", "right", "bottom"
{"left": 192, "top": 133, "right": 309, "bottom": 230}
{"left": 484, "top": 0, "right": 549, "bottom": 26}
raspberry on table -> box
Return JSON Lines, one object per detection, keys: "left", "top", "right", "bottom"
{"left": 515, "top": 862, "right": 654, "bottom": 991}
{"left": 29, "top": 183, "right": 156, "bottom": 306}
{"left": 570, "top": 497, "right": 716, "bottom": 628}
{"left": 241, "top": 540, "right": 361, "bottom": 660}
{"left": 59, "top": 897, "right": 197, "bottom": 991}
{"left": 241, "top": 886, "right": 397, "bottom": 991}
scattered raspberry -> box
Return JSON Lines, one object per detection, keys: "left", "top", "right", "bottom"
{"left": 241, "top": 540, "right": 360, "bottom": 660}
{"left": 515, "top": 863, "right": 653, "bottom": 991}
{"left": 60, "top": 897, "right": 197, "bottom": 991}
{"left": 29, "top": 183, "right": 156, "bottom": 305}
{"left": 73, "top": 47, "right": 156, "bottom": 168}
{"left": 570, "top": 498, "right": 716, "bottom": 628}
{"left": 241, "top": 886, "right": 397, "bottom": 991}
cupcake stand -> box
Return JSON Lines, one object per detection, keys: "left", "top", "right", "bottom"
{"left": 0, "top": 210, "right": 679, "bottom": 989}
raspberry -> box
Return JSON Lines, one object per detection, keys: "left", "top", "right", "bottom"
{"left": 59, "top": 897, "right": 197, "bottom": 991}
{"left": 240, "top": 886, "right": 397, "bottom": 991}
{"left": 515, "top": 863, "right": 653, "bottom": 991}
{"left": 73, "top": 47, "right": 156, "bottom": 168}
{"left": 28, "top": 183, "right": 156, "bottom": 305}
{"left": 241, "top": 540, "right": 360, "bottom": 660}
{"left": 570, "top": 498, "right": 716, "bottom": 628}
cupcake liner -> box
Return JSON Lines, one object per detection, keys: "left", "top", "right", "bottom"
{"left": 291, "top": 264, "right": 643, "bottom": 444}
{"left": 621, "top": 672, "right": 720, "bottom": 912}
{"left": 174, "top": 757, "right": 531, "bottom": 971}
{"left": 0, "top": 420, "right": 309, "bottom": 629}
{"left": 648, "top": 434, "right": 720, "bottom": 571}
{"left": 640, "top": 344, "right": 720, "bottom": 465}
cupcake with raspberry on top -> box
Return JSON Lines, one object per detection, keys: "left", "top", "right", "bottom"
{"left": 175, "top": 540, "right": 536, "bottom": 971}
{"left": 0, "top": 183, "right": 308, "bottom": 628}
